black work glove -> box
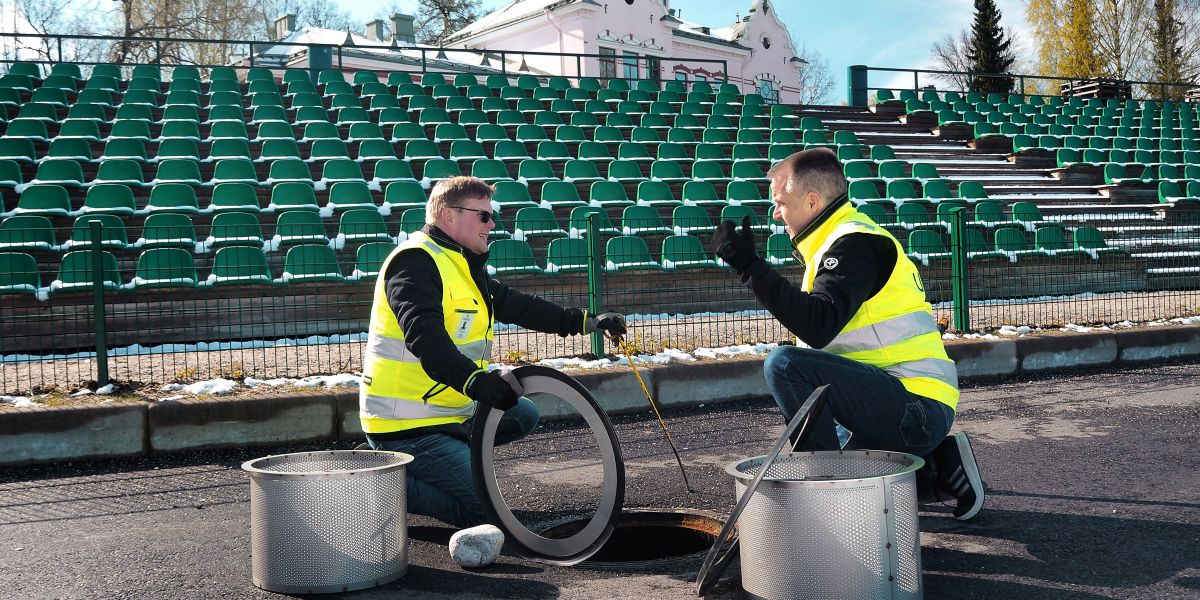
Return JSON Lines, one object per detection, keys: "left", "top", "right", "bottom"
{"left": 712, "top": 215, "right": 757, "bottom": 273}
{"left": 465, "top": 370, "right": 523, "bottom": 412}
{"left": 585, "top": 311, "right": 627, "bottom": 338}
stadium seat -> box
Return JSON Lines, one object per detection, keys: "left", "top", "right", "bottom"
{"left": 145, "top": 183, "right": 201, "bottom": 214}
{"left": 207, "top": 245, "right": 273, "bottom": 286}
{"left": 51, "top": 249, "right": 122, "bottom": 294}
{"left": 273, "top": 211, "right": 330, "bottom": 248}
{"left": 621, "top": 205, "right": 672, "bottom": 236}
{"left": 137, "top": 213, "right": 197, "bottom": 249}
{"left": 544, "top": 237, "right": 589, "bottom": 274}
{"left": 11, "top": 184, "right": 72, "bottom": 217}
{"left": 487, "top": 239, "right": 542, "bottom": 275}
{"left": 268, "top": 182, "right": 320, "bottom": 212}
{"left": 325, "top": 181, "right": 376, "bottom": 212}
{"left": 0, "top": 215, "right": 57, "bottom": 251}
{"left": 604, "top": 236, "right": 661, "bottom": 271}
{"left": 766, "top": 233, "right": 796, "bottom": 265}
{"left": 0, "top": 252, "right": 40, "bottom": 295}
{"left": 207, "top": 183, "right": 262, "bottom": 213}
{"left": 205, "top": 212, "right": 264, "bottom": 249}
{"left": 67, "top": 214, "right": 128, "bottom": 250}
{"left": 568, "top": 206, "right": 620, "bottom": 236}
{"left": 589, "top": 181, "right": 635, "bottom": 208}
{"left": 79, "top": 184, "right": 137, "bottom": 216}
{"left": 351, "top": 241, "right": 397, "bottom": 280}
{"left": 660, "top": 235, "right": 718, "bottom": 270}
{"left": 279, "top": 244, "right": 344, "bottom": 283}
{"left": 336, "top": 208, "right": 391, "bottom": 244}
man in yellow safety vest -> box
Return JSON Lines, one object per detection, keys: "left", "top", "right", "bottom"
{"left": 361, "top": 176, "right": 626, "bottom": 528}
{"left": 712, "top": 148, "right": 984, "bottom": 520}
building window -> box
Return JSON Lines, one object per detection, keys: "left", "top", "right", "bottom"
{"left": 599, "top": 47, "right": 616, "bottom": 79}
{"left": 674, "top": 71, "right": 687, "bottom": 81}
{"left": 756, "top": 78, "right": 779, "bottom": 103}
{"left": 646, "top": 56, "right": 661, "bottom": 81}
{"left": 762, "top": 36, "right": 771, "bottom": 49}
{"left": 622, "top": 51, "right": 639, "bottom": 79}
{"left": 695, "top": 74, "right": 707, "bottom": 83}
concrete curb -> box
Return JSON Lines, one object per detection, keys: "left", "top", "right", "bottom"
{"left": 3, "top": 327, "right": 1198, "bottom": 465}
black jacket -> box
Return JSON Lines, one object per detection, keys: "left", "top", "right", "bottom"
{"left": 737, "top": 196, "right": 897, "bottom": 348}
{"left": 382, "top": 226, "right": 587, "bottom": 398}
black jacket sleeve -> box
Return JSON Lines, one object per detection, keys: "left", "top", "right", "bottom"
{"left": 489, "top": 278, "right": 587, "bottom": 336}
{"left": 383, "top": 250, "right": 483, "bottom": 394}
{"left": 740, "top": 233, "right": 896, "bottom": 348}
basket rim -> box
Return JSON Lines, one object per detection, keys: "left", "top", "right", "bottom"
{"left": 242, "top": 449, "right": 414, "bottom": 480}
{"left": 726, "top": 449, "right": 925, "bottom": 484}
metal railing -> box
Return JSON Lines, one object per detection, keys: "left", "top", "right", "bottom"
{"left": 848, "top": 65, "right": 1197, "bottom": 106}
{"left": 2, "top": 207, "right": 1197, "bottom": 395}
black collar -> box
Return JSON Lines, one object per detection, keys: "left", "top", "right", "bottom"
{"left": 425, "top": 225, "right": 488, "bottom": 262}
{"left": 790, "top": 193, "right": 850, "bottom": 246}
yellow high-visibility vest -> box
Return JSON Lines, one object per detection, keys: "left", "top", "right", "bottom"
{"left": 793, "top": 203, "right": 959, "bottom": 410}
{"left": 359, "top": 231, "right": 493, "bottom": 434}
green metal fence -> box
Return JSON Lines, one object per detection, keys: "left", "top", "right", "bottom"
{"left": 2, "top": 206, "right": 1197, "bottom": 395}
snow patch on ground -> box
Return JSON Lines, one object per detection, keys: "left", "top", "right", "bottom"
{"left": 1, "top": 395, "right": 37, "bottom": 407}
{"left": 160, "top": 379, "right": 240, "bottom": 396}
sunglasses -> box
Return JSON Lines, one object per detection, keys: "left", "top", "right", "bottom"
{"left": 452, "top": 206, "right": 495, "bottom": 224}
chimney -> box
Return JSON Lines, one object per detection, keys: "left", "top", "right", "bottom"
{"left": 698, "top": 26, "right": 711, "bottom": 35}
{"left": 366, "top": 19, "right": 386, "bottom": 42}
{"left": 274, "top": 14, "right": 296, "bottom": 41}
{"left": 391, "top": 13, "right": 416, "bottom": 44}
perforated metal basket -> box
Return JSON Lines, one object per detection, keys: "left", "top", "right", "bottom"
{"left": 727, "top": 450, "right": 924, "bottom": 600}
{"left": 242, "top": 450, "right": 414, "bottom": 594}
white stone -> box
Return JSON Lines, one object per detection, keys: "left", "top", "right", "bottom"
{"left": 449, "top": 524, "right": 504, "bottom": 568}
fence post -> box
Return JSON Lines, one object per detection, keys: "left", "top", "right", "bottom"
{"left": 585, "top": 212, "right": 605, "bottom": 358}
{"left": 847, "top": 65, "right": 868, "bottom": 107}
{"left": 949, "top": 207, "right": 971, "bottom": 333}
{"left": 89, "top": 220, "right": 110, "bottom": 387}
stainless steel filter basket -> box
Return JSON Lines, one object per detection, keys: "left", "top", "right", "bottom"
{"left": 242, "top": 450, "right": 414, "bottom": 594}
{"left": 727, "top": 450, "right": 925, "bottom": 600}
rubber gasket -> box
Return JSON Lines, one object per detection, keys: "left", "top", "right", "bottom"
{"left": 470, "top": 365, "right": 626, "bottom": 566}
{"left": 695, "top": 384, "right": 831, "bottom": 596}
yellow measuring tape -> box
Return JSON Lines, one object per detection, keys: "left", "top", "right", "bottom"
{"left": 613, "top": 335, "right": 695, "bottom": 493}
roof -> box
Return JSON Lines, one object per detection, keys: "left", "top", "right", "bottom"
{"left": 446, "top": 0, "right": 577, "bottom": 42}
{"left": 247, "top": 26, "right": 508, "bottom": 73}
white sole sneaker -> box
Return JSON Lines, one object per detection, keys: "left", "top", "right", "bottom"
{"left": 946, "top": 432, "right": 985, "bottom": 520}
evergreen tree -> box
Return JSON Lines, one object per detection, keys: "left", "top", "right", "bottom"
{"left": 966, "top": 0, "right": 1016, "bottom": 94}
{"left": 1151, "top": 0, "right": 1186, "bottom": 99}
{"left": 1059, "top": 0, "right": 1104, "bottom": 79}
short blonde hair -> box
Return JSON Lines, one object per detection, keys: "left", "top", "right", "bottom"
{"left": 426, "top": 176, "right": 496, "bottom": 225}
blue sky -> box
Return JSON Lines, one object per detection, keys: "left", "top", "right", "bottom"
{"left": 335, "top": 0, "right": 1034, "bottom": 103}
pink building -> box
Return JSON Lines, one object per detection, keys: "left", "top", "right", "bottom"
{"left": 444, "top": 0, "right": 807, "bottom": 103}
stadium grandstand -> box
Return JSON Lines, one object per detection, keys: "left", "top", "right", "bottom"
{"left": 0, "top": 5, "right": 1197, "bottom": 395}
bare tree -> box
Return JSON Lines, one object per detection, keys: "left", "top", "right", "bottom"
{"left": 931, "top": 29, "right": 973, "bottom": 91}
{"left": 265, "top": 0, "right": 355, "bottom": 38}
{"left": 415, "top": 0, "right": 481, "bottom": 46}
{"left": 10, "top": 0, "right": 108, "bottom": 64}
{"left": 794, "top": 44, "right": 836, "bottom": 104}
{"left": 1174, "top": 0, "right": 1200, "bottom": 80}
{"left": 1094, "top": 0, "right": 1153, "bottom": 80}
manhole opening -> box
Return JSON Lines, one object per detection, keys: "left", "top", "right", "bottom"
{"left": 539, "top": 510, "right": 722, "bottom": 564}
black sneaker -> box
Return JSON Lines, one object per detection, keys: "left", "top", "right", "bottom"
{"left": 931, "top": 432, "right": 985, "bottom": 521}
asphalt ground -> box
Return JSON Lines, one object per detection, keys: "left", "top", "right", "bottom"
{"left": 1, "top": 360, "right": 1198, "bottom": 600}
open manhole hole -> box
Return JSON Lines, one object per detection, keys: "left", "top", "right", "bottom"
{"left": 538, "top": 509, "right": 723, "bottom": 569}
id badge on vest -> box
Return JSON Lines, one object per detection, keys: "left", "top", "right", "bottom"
{"left": 453, "top": 309, "right": 477, "bottom": 341}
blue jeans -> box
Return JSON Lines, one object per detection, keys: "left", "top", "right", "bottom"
{"left": 763, "top": 346, "right": 954, "bottom": 457}
{"left": 366, "top": 397, "right": 540, "bottom": 528}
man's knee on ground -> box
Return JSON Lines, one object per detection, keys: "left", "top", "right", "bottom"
{"left": 763, "top": 345, "right": 824, "bottom": 381}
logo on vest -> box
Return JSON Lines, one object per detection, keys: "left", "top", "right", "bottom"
{"left": 822, "top": 257, "right": 839, "bottom": 270}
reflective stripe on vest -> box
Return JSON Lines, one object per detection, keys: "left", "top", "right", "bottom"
{"left": 793, "top": 203, "right": 959, "bottom": 410}
{"left": 359, "top": 231, "right": 493, "bottom": 434}
{"left": 366, "top": 332, "right": 492, "bottom": 364}
{"left": 823, "top": 311, "right": 939, "bottom": 355}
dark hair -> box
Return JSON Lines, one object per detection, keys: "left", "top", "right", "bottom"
{"left": 766, "top": 147, "right": 847, "bottom": 202}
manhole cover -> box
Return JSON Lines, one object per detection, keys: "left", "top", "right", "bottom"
{"left": 538, "top": 509, "right": 723, "bottom": 569}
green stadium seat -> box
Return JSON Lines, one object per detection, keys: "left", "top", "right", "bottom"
{"left": 471, "top": 159, "right": 514, "bottom": 183}
{"left": 421, "top": 158, "right": 462, "bottom": 183}
{"left": 320, "top": 159, "right": 365, "bottom": 186}
{"left": 568, "top": 206, "right": 620, "bottom": 236}
{"left": 208, "top": 139, "right": 253, "bottom": 162}
{"left": 512, "top": 207, "right": 566, "bottom": 241}
{"left": 371, "top": 159, "right": 418, "bottom": 187}
{"left": 678, "top": 180, "right": 722, "bottom": 208}
{"left": 5, "top": 119, "right": 50, "bottom": 142}
{"left": 660, "top": 235, "right": 717, "bottom": 270}
{"left": 589, "top": 181, "right": 634, "bottom": 208}
{"left": 564, "top": 159, "right": 603, "bottom": 182}
{"left": 0, "top": 251, "right": 40, "bottom": 295}
{"left": 350, "top": 241, "right": 397, "bottom": 280}
{"left": 267, "top": 159, "right": 314, "bottom": 186}
{"left": 51, "top": 249, "right": 122, "bottom": 294}
{"left": 279, "top": 244, "right": 344, "bottom": 283}
{"left": 31, "top": 159, "right": 85, "bottom": 187}
{"left": 207, "top": 183, "right": 262, "bottom": 213}
{"left": 137, "top": 213, "right": 197, "bottom": 249}
{"left": 204, "top": 211, "right": 264, "bottom": 250}
{"left": 487, "top": 239, "right": 541, "bottom": 275}
{"left": 765, "top": 233, "right": 797, "bottom": 266}
{"left": 1010, "top": 202, "right": 1048, "bottom": 230}
{"left": 64, "top": 214, "right": 127, "bottom": 250}
{"left": 727, "top": 180, "right": 769, "bottom": 207}
{"left": 993, "top": 225, "right": 1039, "bottom": 258}
{"left": 907, "top": 230, "right": 951, "bottom": 265}
{"left": 650, "top": 160, "right": 688, "bottom": 182}
{"left": 153, "top": 159, "right": 202, "bottom": 185}
{"left": 971, "top": 200, "right": 1005, "bottom": 225}
{"left": 668, "top": 205, "right": 713, "bottom": 236}
{"left": 604, "top": 236, "right": 661, "bottom": 271}
{"left": 357, "top": 139, "right": 398, "bottom": 162}
{"left": 633, "top": 181, "right": 678, "bottom": 208}
{"left": 268, "top": 182, "right": 319, "bottom": 212}
{"left": 957, "top": 181, "right": 990, "bottom": 200}
{"left": 102, "top": 139, "right": 150, "bottom": 162}
{"left": 395, "top": 207, "right": 428, "bottom": 242}
{"left": 607, "top": 159, "right": 647, "bottom": 183}
{"left": 272, "top": 211, "right": 329, "bottom": 248}
{"left": 1073, "top": 226, "right": 1126, "bottom": 257}
{"left": 144, "top": 183, "right": 200, "bottom": 214}
{"left": 383, "top": 181, "right": 428, "bottom": 210}
{"left": 533, "top": 181, "right": 580, "bottom": 209}
{"left": 336, "top": 208, "right": 391, "bottom": 245}
{"left": 0, "top": 215, "right": 57, "bottom": 251}
{"left": 206, "top": 245, "right": 274, "bottom": 286}
{"left": 544, "top": 237, "right": 589, "bottom": 274}
{"left": 325, "top": 181, "right": 376, "bottom": 212}
{"left": 719, "top": 205, "right": 770, "bottom": 233}
{"left": 1034, "top": 224, "right": 1089, "bottom": 257}
{"left": 621, "top": 205, "right": 671, "bottom": 236}
{"left": 308, "top": 139, "right": 350, "bottom": 161}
